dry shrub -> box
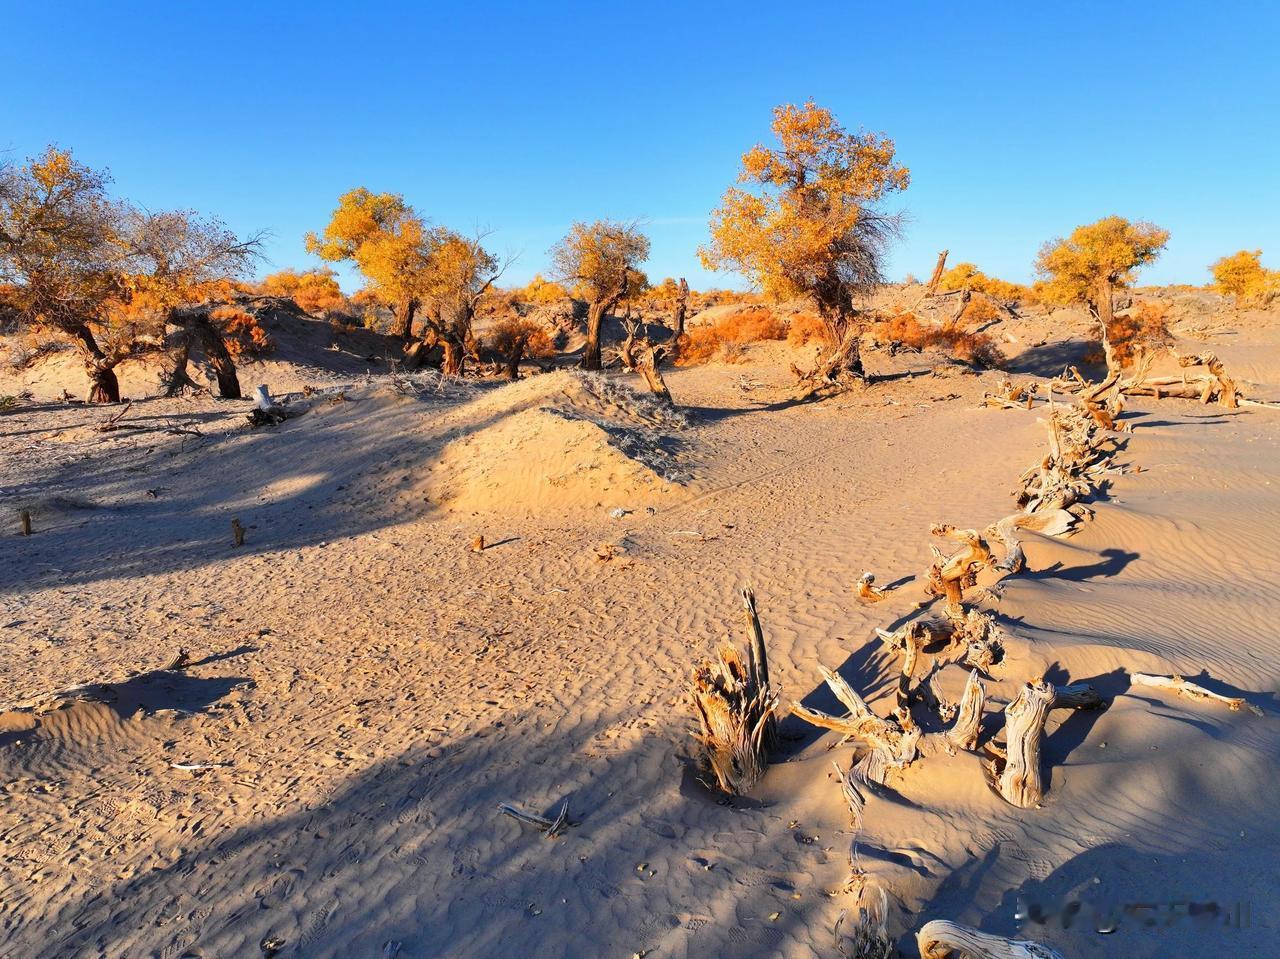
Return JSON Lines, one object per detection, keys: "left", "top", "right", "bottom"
{"left": 213, "top": 307, "right": 273, "bottom": 358}
{"left": 871, "top": 312, "right": 1004, "bottom": 369}
{"left": 1109, "top": 301, "right": 1173, "bottom": 367}
{"left": 960, "top": 297, "right": 1001, "bottom": 326}
{"left": 484, "top": 317, "right": 555, "bottom": 359}
{"left": 676, "top": 307, "right": 787, "bottom": 366}
{"left": 787, "top": 311, "right": 830, "bottom": 347}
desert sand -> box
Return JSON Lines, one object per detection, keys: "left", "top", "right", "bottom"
{"left": 2, "top": 294, "right": 1278, "bottom": 958}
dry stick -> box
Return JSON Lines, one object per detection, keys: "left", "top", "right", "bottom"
{"left": 834, "top": 885, "right": 893, "bottom": 959}
{"left": 96, "top": 399, "right": 134, "bottom": 432}
{"left": 855, "top": 571, "right": 890, "bottom": 603}
{"left": 470, "top": 535, "right": 486, "bottom": 553}
{"left": 231, "top": 518, "right": 245, "bottom": 547}
{"left": 916, "top": 919, "right": 1064, "bottom": 959}
{"left": 19, "top": 510, "right": 31, "bottom": 536}
{"left": 1051, "top": 682, "right": 1103, "bottom": 710}
{"left": 1131, "top": 673, "right": 1262, "bottom": 716}
{"left": 498, "top": 800, "right": 570, "bottom": 838}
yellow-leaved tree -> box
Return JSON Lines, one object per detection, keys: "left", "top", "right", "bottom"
{"left": 419, "top": 231, "right": 508, "bottom": 375}
{"left": 550, "top": 220, "right": 650, "bottom": 370}
{"left": 306, "top": 188, "right": 435, "bottom": 341}
{"left": 1034, "top": 216, "right": 1169, "bottom": 374}
{"left": 700, "top": 100, "right": 909, "bottom": 381}
{"left": 1209, "top": 250, "right": 1276, "bottom": 304}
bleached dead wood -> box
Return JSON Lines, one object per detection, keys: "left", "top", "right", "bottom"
{"left": 982, "top": 378, "right": 1038, "bottom": 410}
{"left": 855, "top": 571, "right": 890, "bottom": 603}
{"left": 988, "top": 508, "right": 1077, "bottom": 574}
{"left": 917, "top": 920, "right": 1064, "bottom": 959}
{"left": 925, "top": 525, "right": 992, "bottom": 620}
{"left": 791, "top": 665, "right": 921, "bottom": 785}
{"left": 1051, "top": 682, "right": 1103, "bottom": 710}
{"left": 947, "top": 669, "right": 986, "bottom": 751}
{"left": 989, "top": 679, "right": 1055, "bottom": 808}
{"left": 689, "top": 589, "right": 781, "bottom": 794}
{"left": 834, "top": 885, "right": 894, "bottom": 959}
{"left": 498, "top": 800, "right": 570, "bottom": 838}
{"left": 1131, "top": 673, "right": 1262, "bottom": 716}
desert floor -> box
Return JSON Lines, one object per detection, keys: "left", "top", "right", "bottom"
{"left": 2, "top": 305, "right": 1278, "bottom": 958}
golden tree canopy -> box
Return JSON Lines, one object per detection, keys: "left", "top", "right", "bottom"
{"left": 1209, "top": 249, "right": 1275, "bottom": 302}
{"left": 306, "top": 188, "right": 436, "bottom": 307}
{"left": 423, "top": 231, "right": 501, "bottom": 320}
{"left": 259, "top": 267, "right": 347, "bottom": 314}
{"left": 700, "top": 100, "right": 908, "bottom": 322}
{"left": 549, "top": 220, "right": 650, "bottom": 305}
{"left": 1034, "top": 216, "right": 1169, "bottom": 306}
{"left": 518, "top": 273, "right": 569, "bottom": 305}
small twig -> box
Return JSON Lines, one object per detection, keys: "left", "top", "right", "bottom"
{"left": 498, "top": 800, "right": 570, "bottom": 838}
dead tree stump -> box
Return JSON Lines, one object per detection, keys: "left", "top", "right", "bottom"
{"left": 989, "top": 679, "right": 1055, "bottom": 808}
{"left": 917, "top": 919, "right": 1064, "bottom": 959}
{"left": 925, "top": 250, "right": 949, "bottom": 296}
{"left": 947, "top": 669, "right": 986, "bottom": 751}
{"left": 689, "top": 588, "right": 780, "bottom": 794}
{"left": 19, "top": 510, "right": 31, "bottom": 536}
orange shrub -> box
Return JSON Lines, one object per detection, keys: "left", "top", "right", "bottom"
{"left": 1109, "top": 301, "right": 1173, "bottom": 367}
{"left": 870, "top": 312, "right": 1004, "bottom": 369}
{"left": 258, "top": 268, "right": 348, "bottom": 315}
{"left": 213, "top": 307, "right": 273, "bottom": 358}
{"left": 787, "top": 311, "right": 830, "bottom": 347}
{"left": 676, "top": 307, "right": 787, "bottom": 365}
{"left": 960, "top": 297, "right": 1001, "bottom": 325}
{"left": 484, "top": 317, "right": 555, "bottom": 359}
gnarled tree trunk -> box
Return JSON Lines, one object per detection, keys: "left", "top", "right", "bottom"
{"left": 925, "top": 249, "right": 949, "bottom": 295}
{"left": 392, "top": 296, "right": 419, "bottom": 341}
{"left": 582, "top": 300, "right": 608, "bottom": 371}
{"left": 71, "top": 324, "right": 121, "bottom": 404}
{"left": 673, "top": 277, "right": 689, "bottom": 337}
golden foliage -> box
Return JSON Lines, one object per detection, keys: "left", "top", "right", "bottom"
{"left": 211, "top": 307, "right": 272, "bottom": 358}
{"left": 1210, "top": 249, "right": 1276, "bottom": 303}
{"left": 938, "top": 262, "right": 1028, "bottom": 302}
{"left": 959, "top": 297, "right": 1001, "bottom": 326}
{"left": 306, "top": 188, "right": 434, "bottom": 310}
{"left": 786, "top": 311, "right": 830, "bottom": 347}
{"left": 1107, "top": 302, "right": 1173, "bottom": 367}
{"left": 677, "top": 307, "right": 788, "bottom": 366}
{"left": 700, "top": 101, "right": 907, "bottom": 329}
{"left": 259, "top": 267, "right": 347, "bottom": 314}
{"left": 484, "top": 317, "right": 555, "bottom": 359}
{"left": 549, "top": 220, "right": 650, "bottom": 304}
{"left": 518, "top": 273, "right": 570, "bottom": 305}
{"left": 870, "top": 313, "right": 1004, "bottom": 369}
{"left": 1034, "top": 216, "right": 1169, "bottom": 307}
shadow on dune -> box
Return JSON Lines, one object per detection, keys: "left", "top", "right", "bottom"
{"left": 1005, "top": 338, "right": 1101, "bottom": 379}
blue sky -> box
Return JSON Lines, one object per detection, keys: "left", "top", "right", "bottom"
{"left": 4, "top": 1, "right": 1277, "bottom": 292}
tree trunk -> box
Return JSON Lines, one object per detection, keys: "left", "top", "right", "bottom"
{"left": 582, "top": 301, "right": 607, "bottom": 371}
{"left": 442, "top": 337, "right": 466, "bottom": 376}
{"left": 673, "top": 277, "right": 689, "bottom": 337}
{"left": 504, "top": 335, "right": 528, "bottom": 380}
{"left": 392, "top": 297, "right": 419, "bottom": 341}
{"left": 992, "top": 680, "right": 1055, "bottom": 808}
{"left": 193, "top": 314, "right": 242, "bottom": 399}
{"left": 70, "top": 324, "right": 121, "bottom": 404}
{"left": 1094, "top": 276, "right": 1118, "bottom": 374}
{"left": 917, "top": 920, "right": 1064, "bottom": 959}
{"left": 925, "top": 249, "right": 949, "bottom": 295}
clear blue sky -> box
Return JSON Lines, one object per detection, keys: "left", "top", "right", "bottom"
{"left": 4, "top": 1, "right": 1277, "bottom": 292}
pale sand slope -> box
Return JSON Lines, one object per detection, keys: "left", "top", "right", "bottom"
{"left": 0, "top": 318, "right": 1278, "bottom": 957}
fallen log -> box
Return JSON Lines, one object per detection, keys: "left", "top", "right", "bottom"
{"left": 917, "top": 919, "right": 1064, "bottom": 959}
{"left": 1131, "top": 673, "right": 1261, "bottom": 716}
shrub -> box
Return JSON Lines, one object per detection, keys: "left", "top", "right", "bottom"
{"left": 786, "top": 311, "right": 830, "bottom": 347}
{"left": 1209, "top": 250, "right": 1276, "bottom": 303}
{"left": 258, "top": 267, "right": 348, "bottom": 315}
{"left": 938, "top": 263, "right": 1029, "bottom": 303}
{"left": 484, "top": 317, "right": 555, "bottom": 359}
{"left": 676, "top": 307, "right": 787, "bottom": 366}
{"left": 213, "top": 307, "right": 272, "bottom": 358}
{"left": 1109, "top": 301, "right": 1173, "bottom": 367}
{"left": 870, "top": 312, "right": 1004, "bottom": 369}
{"left": 959, "top": 297, "right": 1001, "bottom": 326}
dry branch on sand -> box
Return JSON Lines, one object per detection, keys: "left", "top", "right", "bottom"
{"left": 689, "top": 588, "right": 780, "bottom": 794}
{"left": 916, "top": 920, "right": 1065, "bottom": 959}
{"left": 833, "top": 886, "right": 894, "bottom": 959}
{"left": 855, "top": 571, "right": 891, "bottom": 603}
{"left": 498, "top": 800, "right": 570, "bottom": 838}
{"left": 1131, "top": 672, "right": 1262, "bottom": 716}
{"left": 983, "top": 378, "right": 1039, "bottom": 410}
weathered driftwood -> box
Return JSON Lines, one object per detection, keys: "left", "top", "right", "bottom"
{"left": 1131, "top": 673, "right": 1262, "bottom": 716}
{"left": 1051, "top": 682, "right": 1103, "bottom": 710}
{"left": 855, "top": 571, "right": 890, "bottom": 603}
{"left": 689, "top": 589, "right": 780, "bottom": 794}
{"left": 982, "top": 378, "right": 1038, "bottom": 410}
{"left": 988, "top": 679, "right": 1055, "bottom": 808}
{"left": 791, "top": 664, "right": 920, "bottom": 785}
{"left": 916, "top": 920, "right": 1064, "bottom": 959}
{"left": 498, "top": 800, "right": 569, "bottom": 838}
{"left": 926, "top": 525, "right": 992, "bottom": 620}
{"left": 879, "top": 622, "right": 927, "bottom": 718}
{"left": 876, "top": 609, "right": 1004, "bottom": 678}
{"left": 834, "top": 885, "right": 894, "bottom": 959}
{"left": 947, "top": 669, "right": 986, "bottom": 751}
{"left": 988, "top": 507, "right": 1077, "bottom": 574}
{"left": 246, "top": 385, "right": 300, "bottom": 427}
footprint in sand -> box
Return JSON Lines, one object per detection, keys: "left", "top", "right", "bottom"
{"left": 298, "top": 897, "right": 340, "bottom": 949}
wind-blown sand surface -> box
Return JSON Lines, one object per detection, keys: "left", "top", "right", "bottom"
{"left": 1, "top": 306, "right": 1277, "bottom": 957}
